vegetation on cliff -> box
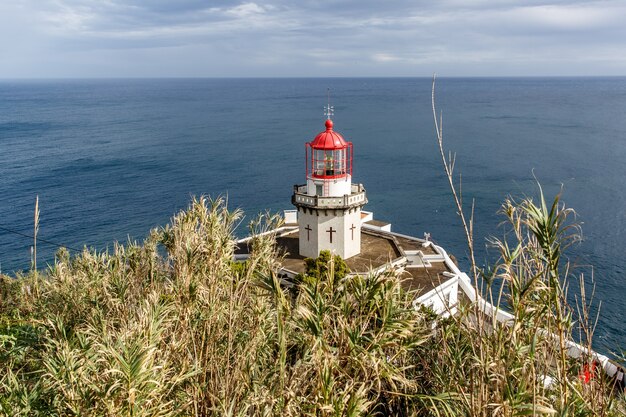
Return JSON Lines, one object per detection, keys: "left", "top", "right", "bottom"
{"left": 1, "top": 194, "right": 624, "bottom": 416}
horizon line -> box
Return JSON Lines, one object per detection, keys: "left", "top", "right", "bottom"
{"left": 2, "top": 75, "right": 626, "bottom": 81}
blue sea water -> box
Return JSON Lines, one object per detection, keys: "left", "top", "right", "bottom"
{"left": 1, "top": 77, "right": 625, "bottom": 352}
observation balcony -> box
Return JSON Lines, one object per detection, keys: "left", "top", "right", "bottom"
{"left": 292, "top": 183, "right": 367, "bottom": 209}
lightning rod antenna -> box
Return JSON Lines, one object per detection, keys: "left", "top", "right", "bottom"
{"left": 324, "top": 88, "right": 334, "bottom": 120}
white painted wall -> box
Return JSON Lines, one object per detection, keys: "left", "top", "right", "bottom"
{"left": 306, "top": 175, "right": 352, "bottom": 197}
{"left": 360, "top": 211, "right": 374, "bottom": 223}
{"left": 283, "top": 210, "right": 298, "bottom": 224}
{"left": 414, "top": 276, "right": 459, "bottom": 317}
{"left": 298, "top": 207, "right": 362, "bottom": 259}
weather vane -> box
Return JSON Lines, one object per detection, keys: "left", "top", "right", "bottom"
{"left": 324, "top": 88, "right": 334, "bottom": 120}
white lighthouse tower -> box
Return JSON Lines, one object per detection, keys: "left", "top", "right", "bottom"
{"left": 292, "top": 112, "right": 367, "bottom": 259}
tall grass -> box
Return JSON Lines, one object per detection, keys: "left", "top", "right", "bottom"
{"left": 1, "top": 193, "right": 624, "bottom": 415}
{"left": 430, "top": 75, "right": 625, "bottom": 416}
{"left": 0, "top": 196, "right": 624, "bottom": 416}
{"left": 0, "top": 197, "right": 430, "bottom": 416}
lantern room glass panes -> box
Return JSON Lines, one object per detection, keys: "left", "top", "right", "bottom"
{"left": 314, "top": 149, "right": 325, "bottom": 176}
{"left": 312, "top": 149, "right": 346, "bottom": 177}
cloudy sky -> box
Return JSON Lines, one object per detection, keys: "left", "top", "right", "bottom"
{"left": 1, "top": 0, "right": 625, "bottom": 78}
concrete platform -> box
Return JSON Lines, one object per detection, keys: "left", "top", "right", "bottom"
{"left": 236, "top": 224, "right": 454, "bottom": 297}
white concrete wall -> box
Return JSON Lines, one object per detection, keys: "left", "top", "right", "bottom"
{"left": 283, "top": 210, "right": 298, "bottom": 224}
{"left": 363, "top": 222, "right": 391, "bottom": 232}
{"left": 414, "top": 276, "right": 459, "bottom": 317}
{"left": 360, "top": 211, "right": 374, "bottom": 223}
{"left": 298, "top": 207, "right": 362, "bottom": 259}
{"left": 306, "top": 176, "right": 352, "bottom": 197}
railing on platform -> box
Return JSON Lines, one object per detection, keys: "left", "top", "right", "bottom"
{"left": 292, "top": 184, "right": 367, "bottom": 209}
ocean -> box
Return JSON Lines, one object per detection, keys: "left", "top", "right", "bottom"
{"left": 1, "top": 77, "right": 625, "bottom": 352}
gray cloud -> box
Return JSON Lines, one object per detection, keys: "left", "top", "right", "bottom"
{"left": 1, "top": 0, "right": 625, "bottom": 77}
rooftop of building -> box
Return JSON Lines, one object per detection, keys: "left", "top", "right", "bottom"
{"left": 235, "top": 220, "right": 456, "bottom": 297}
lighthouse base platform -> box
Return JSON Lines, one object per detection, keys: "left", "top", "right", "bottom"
{"left": 235, "top": 209, "right": 461, "bottom": 315}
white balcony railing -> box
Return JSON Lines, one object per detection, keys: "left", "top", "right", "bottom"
{"left": 292, "top": 184, "right": 367, "bottom": 209}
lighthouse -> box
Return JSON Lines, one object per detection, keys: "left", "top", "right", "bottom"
{"left": 236, "top": 102, "right": 467, "bottom": 344}
{"left": 292, "top": 114, "right": 368, "bottom": 259}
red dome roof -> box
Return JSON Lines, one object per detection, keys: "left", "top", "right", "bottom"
{"left": 309, "top": 119, "right": 348, "bottom": 149}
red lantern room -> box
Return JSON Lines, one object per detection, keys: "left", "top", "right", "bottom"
{"left": 306, "top": 119, "right": 353, "bottom": 180}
